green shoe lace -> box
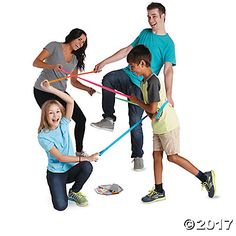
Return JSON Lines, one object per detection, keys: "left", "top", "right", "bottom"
{"left": 69, "top": 191, "right": 88, "bottom": 206}
{"left": 147, "top": 188, "right": 157, "bottom": 197}
{"left": 201, "top": 182, "right": 210, "bottom": 191}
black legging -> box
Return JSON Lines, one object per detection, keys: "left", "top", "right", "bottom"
{"left": 34, "top": 87, "right": 86, "bottom": 152}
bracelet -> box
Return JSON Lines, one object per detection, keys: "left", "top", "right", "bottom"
{"left": 77, "top": 156, "right": 80, "bottom": 162}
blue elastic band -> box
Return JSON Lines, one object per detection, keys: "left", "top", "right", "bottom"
{"left": 99, "top": 100, "right": 169, "bottom": 156}
{"left": 156, "top": 100, "right": 168, "bottom": 119}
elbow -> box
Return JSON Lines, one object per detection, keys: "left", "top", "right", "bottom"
{"left": 70, "top": 78, "right": 77, "bottom": 87}
{"left": 67, "top": 95, "right": 74, "bottom": 105}
{"left": 164, "top": 66, "right": 173, "bottom": 77}
{"left": 69, "top": 98, "right": 74, "bottom": 105}
{"left": 32, "top": 59, "right": 36, "bottom": 67}
{"left": 33, "top": 58, "right": 39, "bottom": 68}
{"left": 125, "top": 45, "right": 133, "bottom": 55}
{"left": 57, "top": 155, "right": 65, "bottom": 163}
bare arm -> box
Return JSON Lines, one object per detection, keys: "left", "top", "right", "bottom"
{"left": 70, "top": 69, "right": 96, "bottom": 96}
{"left": 94, "top": 45, "right": 133, "bottom": 72}
{"left": 163, "top": 62, "right": 174, "bottom": 106}
{"left": 33, "top": 48, "right": 62, "bottom": 71}
{"left": 49, "top": 146, "right": 99, "bottom": 163}
{"left": 41, "top": 80, "right": 74, "bottom": 119}
{"left": 129, "top": 95, "right": 158, "bottom": 114}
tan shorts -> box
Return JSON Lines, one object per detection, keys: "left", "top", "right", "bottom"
{"left": 153, "top": 128, "right": 180, "bottom": 155}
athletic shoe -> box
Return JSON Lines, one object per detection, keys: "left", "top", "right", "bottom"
{"left": 76, "top": 150, "right": 89, "bottom": 157}
{"left": 133, "top": 157, "right": 144, "bottom": 171}
{"left": 202, "top": 170, "right": 216, "bottom": 198}
{"left": 142, "top": 188, "right": 166, "bottom": 203}
{"left": 90, "top": 118, "right": 114, "bottom": 132}
{"left": 68, "top": 189, "right": 88, "bottom": 207}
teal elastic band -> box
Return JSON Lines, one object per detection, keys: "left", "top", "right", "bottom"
{"left": 99, "top": 100, "right": 169, "bottom": 156}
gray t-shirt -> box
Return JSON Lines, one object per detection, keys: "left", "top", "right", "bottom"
{"left": 140, "top": 73, "right": 161, "bottom": 104}
{"left": 34, "top": 41, "right": 78, "bottom": 92}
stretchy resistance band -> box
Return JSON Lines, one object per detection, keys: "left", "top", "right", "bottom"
{"left": 76, "top": 76, "right": 131, "bottom": 99}
{"left": 99, "top": 115, "right": 148, "bottom": 156}
{"left": 155, "top": 100, "right": 169, "bottom": 119}
{"left": 52, "top": 68, "right": 131, "bottom": 99}
{"left": 99, "top": 100, "right": 169, "bottom": 156}
{"left": 96, "top": 91, "right": 138, "bottom": 106}
{"left": 49, "top": 70, "right": 95, "bottom": 84}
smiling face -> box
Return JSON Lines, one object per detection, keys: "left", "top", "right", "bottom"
{"left": 129, "top": 62, "right": 144, "bottom": 76}
{"left": 70, "top": 33, "right": 87, "bottom": 51}
{"left": 147, "top": 8, "right": 164, "bottom": 32}
{"left": 46, "top": 104, "right": 62, "bottom": 129}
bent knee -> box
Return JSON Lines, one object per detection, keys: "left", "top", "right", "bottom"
{"left": 102, "top": 73, "right": 113, "bottom": 86}
{"left": 81, "top": 161, "right": 93, "bottom": 175}
{"left": 167, "top": 154, "right": 178, "bottom": 163}
{"left": 53, "top": 200, "right": 68, "bottom": 211}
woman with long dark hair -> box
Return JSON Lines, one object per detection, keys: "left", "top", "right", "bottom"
{"left": 33, "top": 28, "right": 95, "bottom": 157}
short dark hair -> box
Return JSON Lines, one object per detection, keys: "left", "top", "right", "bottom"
{"left": 127, "top": 45, "right": 151, "bottom": 67}
{"left": 147, "top": 2, "right": 166, "bottom": 15}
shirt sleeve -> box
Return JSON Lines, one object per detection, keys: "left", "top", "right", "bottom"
{"left": 44, "top": 41, "right": 57, "bottom": 56}
{"left": 131, "top": 29, "right": 145, "bottom": 47}
{"left": 164, "top": 40, "right": 176, "bottom": 66}
{"left": 148, "top": 78, "right": 161, "bottom": 103}
{"left": 38, "top": 135, "right": 54, "bottom": 152}
{"left": 59, "top": 117, "right": 72, "bottom": 139}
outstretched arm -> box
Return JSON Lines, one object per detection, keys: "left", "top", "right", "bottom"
{"left": 40, "top": 80, "right": 74, "bottom": 120}
{"left": 94, "top": 45, "right": 133, "bottom": 72}
{"left": 49, "top": 146, "right": 99, "bottom": 163}
{"left": 70, "top": 69, "right": 96, "bottom": 96}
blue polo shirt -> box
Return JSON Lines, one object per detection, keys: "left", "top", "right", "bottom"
{"left": 38, "top": 117, "right": 76, "bottom": 173}
{"left": 123, "top": 28, "right": 176, "bottom": 87}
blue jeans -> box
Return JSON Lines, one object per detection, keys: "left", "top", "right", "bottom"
{"left": 102, "top": 69, "right": 144, "bottom": 158}
{"left": 46, "top": 161, "right": 93, "bottom": 211}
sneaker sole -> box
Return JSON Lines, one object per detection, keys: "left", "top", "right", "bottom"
{"left": 133, "top": 167, "right": 144, "bottom": 172}
{"left": 90, "top": 123, "right": 114, "bottom": 132}
{"left": 68, "top": 197, "right": 88, "bottom": 207}
{"left": 142, "top": 196, "right": 166, "bottom": 204}
{"left": 210, "top": 170, "right": 216, "bottom": 198}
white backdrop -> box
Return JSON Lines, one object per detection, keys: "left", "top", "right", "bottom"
{"left": 1, "top": 0, "right": 236, "bottom": 235}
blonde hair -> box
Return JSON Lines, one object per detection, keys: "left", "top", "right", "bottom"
{"left": 38, "top": 100, "right": 65, "bottom": 133}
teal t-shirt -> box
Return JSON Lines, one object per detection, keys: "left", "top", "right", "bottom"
{"left": 123, "top": 29, "right": 176, "bottom": 87}
{"left": 38, "top": 117, "right": 76, "bottom": 173}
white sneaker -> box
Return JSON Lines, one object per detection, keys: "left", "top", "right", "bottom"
{"left": 76, "top": 150, "right": 89, "bottom": 157}
{"left": 90, "top": 118, "right": 114, "bottom": 132}
{"left": 133, "top": 157, "right": 144, "bottom": 171}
